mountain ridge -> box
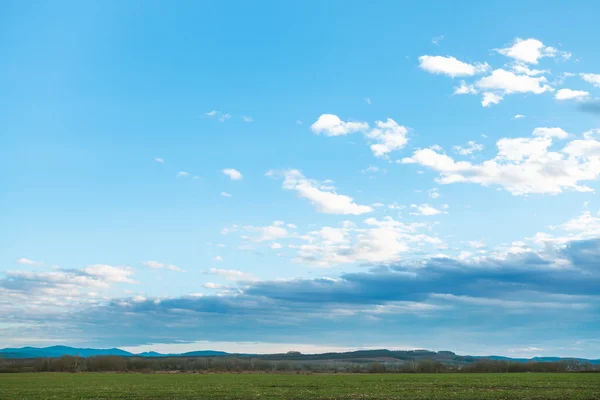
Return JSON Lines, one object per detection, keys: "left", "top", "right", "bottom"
{"left": 1, "top": 346, "right": 599, "bottom": 364}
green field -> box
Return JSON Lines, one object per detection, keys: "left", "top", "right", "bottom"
{"left": 2, "top": 373, "right": 600, "bottom": 399}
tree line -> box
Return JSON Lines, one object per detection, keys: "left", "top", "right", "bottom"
{"left": 0, "top": 355, "right": 598, "bottom": 373}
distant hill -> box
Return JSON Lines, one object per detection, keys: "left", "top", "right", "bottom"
{"left": 1, "top": 346, "right": 599, "bottom": 365}
{"left": 0, "top": 346, "right": 132, "bottom": 359}
{"left": 0, "top": 346, "right": 234, "bottom": 359}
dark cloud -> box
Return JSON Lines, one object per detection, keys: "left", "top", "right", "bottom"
{"left": 2, "top": 239, "right": 600, "bottom": 352}
{"left": 578, "top": 100, "right": 600, "bottom": 115}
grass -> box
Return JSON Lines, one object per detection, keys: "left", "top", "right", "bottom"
{"left": 1, "top": 372, "right": 600, "bottom": 399}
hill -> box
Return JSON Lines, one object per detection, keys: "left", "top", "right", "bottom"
{"left": 1, "top": 346, "right": 599, "bottom": 365}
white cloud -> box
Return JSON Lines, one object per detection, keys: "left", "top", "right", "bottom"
{"left": 481, "top": 92, "right": 503, "bottom": 107}
{"left": 222, "top": 168, "right": 243, "bottom": 180}
{"left": 361, "top": 165, "right": 381, "bottom": 175}
{"left": 454, "top": 141, "right": 484, "bottom": 156}
{"left": 511, "top": 64, "right": 548, "bottom": 76}
{"left": 496, "top": 38, "right": 564, "bottom": 64}
{"left": 311, "top": 114, "right": 369, "bottom": 136}
{"left": 476, "top": 69, "right": 554, "bottom": 95}
{"left": 402, "top": 127, "right": 600, "bottom": 195}
{"left": 366, "top": 119, "right": 409, "bottom": 157}
{"left": 142, "top": 261, "right": 185, "bottom": 272}
{"left": 203, "top": 282, "right": 224, "bottom": 289}
{"left": 142, "top": 261, "right": 163, "bottom": 269}
{"left": 213, "top": 256, "right": 224, "bottom": 262}
{"left": 271, "top": 242, "right": 282, "bottom": 249}
{"left": 364, "top": 97, "right": 371, "bottom": 105}
{"left": 418, "top": 55, "right": 489, "bottom": 77}
{"left": 409, "top": 203, "right": 445, "bottom": 216}
{"left": 218, "top": 113, "right": 232, "bottom": 122}
{"left": 241, "top": 116, "right": 253, "bottom": 123}
{"left": 454, "top": 80, "right": 478, "bottom": 95}
{"left": 154, "top": 157, "right": 164, "bottom": 163}
{"left": 431, "top": 35, "right": 444, "bottom": 45}
{"left": 580, "top": 73, "right": 600, "bottom": 88}
{"left": 584, "top": 129, "right": 600, "bottom": 140}
{"left": 294, "top": 217, "right": 443, "bottom": 267}
{"left": 513, "top": 114, "right": 525, "bottom": 119}
{"left": 241, "top": 221, "right": 291, "bottom": 242}
{"left": 273, "top": 169, "right": 373, "bottom": 215}
{"left": 16, "top": 258, "right": 42, "bottom": 266}
{"left": 468, "top": 240, "right": 486, "bottom": 249}
{"left": 84, "top": 264, "right": 137, "bottom": 284}
{"left": 205, "top": 110, "right": 232, "bottom": 122}
{"left": 177, "top": 171, "right": 190, "bottom": 178}
{"left": 532, "top": 127, "right": 569, "bottom": 139}
{"left": 206, "top": 268, "right": 254, "bottom": 281}
{"left": 555, "top": 88, "right": 590, "bottom": 101}
{"left": 296, "top": 120, "right": 303, "bottom": 125}
{"left": 428, "top": 188, "right": 440, "bottom": 199}
{"left": 221, "top": 192, "right": 232, "bottom": 197}
{"left": 311, "top": 115, "right": 409, "bottom": 158}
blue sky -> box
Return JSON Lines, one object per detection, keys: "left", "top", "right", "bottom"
{"left": 2, "top": 0, "right": 600, "bottom": 357}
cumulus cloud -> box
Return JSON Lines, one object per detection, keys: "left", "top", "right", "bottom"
{"left": 555, "top": 89, "right": 590, "bottom": 101}
{"left": 418, "top": 56, "right": 489, "bottom": 77}
{"left": 366, "top": 119, "right": 409, "bottom": 157}
{"left": 496, "top": 38, "right": 566, "bottom": 64}
{"left": 454, "top": 141, "right": 484, "bottom": 156}
{"left": 222, "top": 168, "right": 243, "bottom": 180}
{"left": 293, "top": 217, "right": 443, "bottom": 267}
{"left": 401, "top": 127, "right": 600, "bottom": 195}
{"left": 580, "top": 73, "right": 600, "bottom": 88}
{"left": 481, "top": 92, "right": 503, "bottom": 107}
{"left": 422, "top": 38, "right": 569, "bottom": 107}
{"left": 532, "top": 127, "right": 569, "bottom": 139}
{"left": 454, "top": 81, "right": 478, "bottom": 95}
{"left": 270, "top": 169, "right": 373, "bottom": 215}
{"left": 476, "top": 69, "right": 553, "bottom": 95}
{"left": 85, "top": 265, "right": 137, "bottom": 284}
{"left": 235, "top": 221, "right": 293, "bottom": 243}
{"left": 311, "top": 114, "right": 369, "bottom": 136}
{"left": 177, "top": 171, "right": 190, "bottom": 178}
{"left": 511, "top": 64, "right": 548, "bottom": 76}
{"left": 241, "top": 116, "right": 253, "bottom": 123}
{"left": 513, "top": 114, "right": 525, "bottom": 119}
{"left": 311, "top": 115, "right": 409, "bottom": 157}
{"left": 428, "top": 188, "right": 440, "bottom": 199}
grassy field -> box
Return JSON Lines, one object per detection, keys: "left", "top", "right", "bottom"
{"left": 1, "top": 372, "right": 600, "bottom": 399}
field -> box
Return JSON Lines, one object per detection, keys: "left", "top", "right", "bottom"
{"left": 2, "top": 373, "right": 600, "bottom": 399}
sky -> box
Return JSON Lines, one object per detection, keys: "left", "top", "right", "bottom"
{"left": 2, "top": 0, "right": 600, "bottom": 358}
